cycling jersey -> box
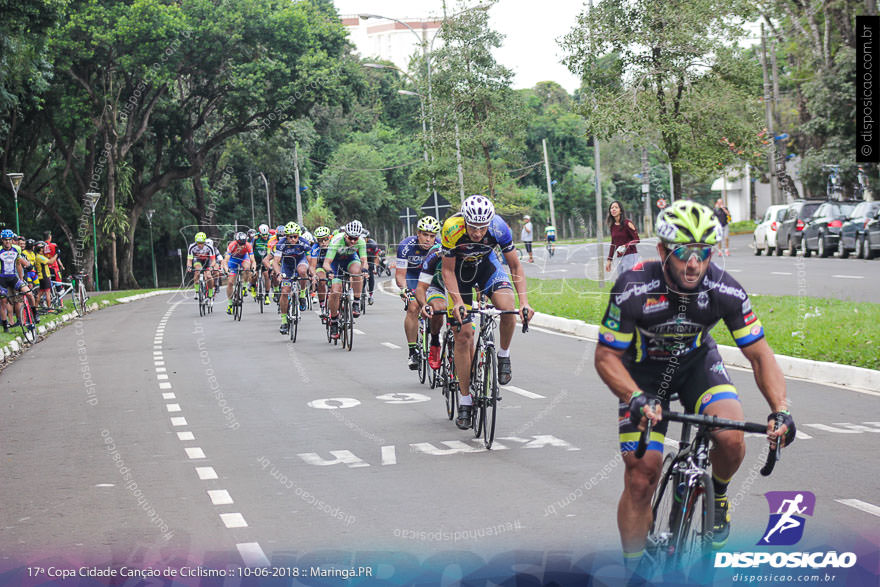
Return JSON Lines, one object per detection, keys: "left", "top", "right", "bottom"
{"left": 310, "top": 242, "right": 330, "bottom": 268}
{"left": 397, "top": 235, "right": 439, "bottom": 289}
{"left": 34, "top": 252, "right": 52, "bottom": 280}
{"left": 226, "top": 241, "right": 253, "bottom": 260}
{"left": 325, "top": 233, "right": 367, "bottom": 262}
{"left": 546, "top": 226, "right": 556, "bottom": 241}
{"left": 274, "top": 236, "right": 313, "bottom": 276}
{"left": 0, "top": 246, "right": 21, "bottom": 276}
{"left": 597, "top": 261, "right": 763, "bottom": 365}
{"left": 440, "top": 214, "right": 515, "bottom": 264}
{"left": 365, "top": 238, "right": 380, "bottom": 257}
{"left": 187, "top": 243, "right": 216, "bottom": 262}
{"left": 418, "top": 244, "right": 445, "bottom": 291}
{"left": 251, "top": 235, "right": 271, "bottom": 259}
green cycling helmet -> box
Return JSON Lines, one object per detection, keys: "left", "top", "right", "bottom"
{"left": 417, "top": 215, "right": 441, "bottom": 233}
{"left": 285, "top": 222, "right": 301, "bottom": 236}
{"left": 195, "top": 231, "right": 207, "bottom": 243}
{"left": 655, "top": 200, "right": 721, "bottom": 246}
{"left": 314, "top": 226, "right": 331, "bottom": 238}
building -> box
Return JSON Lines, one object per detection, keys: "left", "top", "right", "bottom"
{"left": 711, "top": 158, "right": 807, "bottom": 222}
{"left": 340, "top": 15, "right": 442, "bottom": 72}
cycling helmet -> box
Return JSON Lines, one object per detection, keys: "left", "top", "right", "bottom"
{"left": 235, "top": 231, "right": 247, "bottom": 243}
{"left": 247, "top": 228, "right": 257, "bottom": 238}
{"left": 285, "top": 222, "right": 301, "bottom": 236}
{"left": 1, "top": 229, "right": 15, "bottom": 239}
{"left": 205, "top": 238, "right": 214, "bottom": 247}
{"left": 314, "top": 226, "right": 331, "bottom": 238}
{"left": 35, "top": 241, "right": 46, "bottom": 250}
{"left": 276, "top": 225, "right": 285, "bottom": 234}
{"left": 195, "top": 231, "right": 207, "bottom": 243}
{"left": 461, "top": 195, "right": 495, "bottom": 227}
{"left": 344, "top": 220, "right": 363, "bottom": 238}
{"left": 26, "top": 238, "right": 36, "bottom": 247}
{"left": 655, "top": 200, "right": 721, "bottom": 246}
{"left": 417, "top": 215, "right": 441, "bottom": 233}
{"left": 258, "top": 223, "right": 270, "bottom": 235}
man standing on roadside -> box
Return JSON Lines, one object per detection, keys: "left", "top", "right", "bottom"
{"left": 44, "top": 231, "right": 65, "bottom": 285}
{"left": 714, "top": 199, "right": 731, "bottom": 256}
{"left": 521, "top": 215, "right": 534, "bottom": 263}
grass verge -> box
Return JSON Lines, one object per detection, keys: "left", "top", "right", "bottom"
{"left": 1, "top": 288, "right": 161, "bottom": 349}
{"left": 525, "top": 277, "right": 880, "bottom": 370}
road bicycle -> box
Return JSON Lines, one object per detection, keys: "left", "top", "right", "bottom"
{"left": 195, "top": 271, "right": 210, "bottom": 317}
{"left": 230, "top": 271, "right": 244, "bottom": 321}
{"left": 464, "top": 305, "right": 529, "bottom": 449}
{"left": 47, "top": 272, "right": 89, "bottom": 317}
{"left": 546, "top": 240, "right": 556, "bottom": 258}
{"left": 438, "top": 319, "right": 458, "bottom": 420}
{"left": 326, "top": 273, "right": 355, "bottom": 350}
{"left": 634, "top": 398, "right": 782, "bottom": 576}
{"left": 4, "top": 289, "right": 38, "bottom": 344}
{"left": 254, "top": 264, "right": 268, "bottom": 314}
{"left": 281, "top": 276, "right": 301, "bottom": 343}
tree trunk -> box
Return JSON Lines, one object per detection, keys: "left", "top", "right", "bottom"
{"left": 105, "top": 145, "right": 120, "bottom": 290}
{"left": 121, "top": 203, "right": 142, "bottom": 289}
{"left": 481, "top": 141, "right": 495, "bottom": 198}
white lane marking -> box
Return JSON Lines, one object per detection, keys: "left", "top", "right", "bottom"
{"left": 185, "top": 447, "right": 206, "bottom": 459}
{"left": 831, "top": 275, "right": 864, "bottom": 279}
{"left": 95, "top": 483, "right": 115, "bottom": 487}
{"left": 162, "top": 393, "right": 176, "bottom": 400}
{"left": 154, "top": 361, "right": 165, "bottom": 366}
{"left": 157, "top": 374, "right": 169, "bottom": 380}
{"left": 381, "top": 445, "right": 397, "bottom": 466}
{"left": 208, "top": 490, "right": 234, "bottom": 505}
{"left": 156, "top": 367, "right": 167, "bottom": 373}
{"left": 726, "top": 269, "right": 742, "bottom": 272}
{"left": 501, "top": 385, "right": 545, "bottom": 399}
{"left": 153, "top": 351, "right": 163, "bottom": 356}
{"left": 159, "top": 382, "right": 172, "bottom": 389}
{"left": 177, "top": 431, "right": 194, "bottom": 441}
{"left": 354, "top": 329, "right": 365, "bottom": 335}
{"left": 771, "top": 271, "right": 792, "bottom": 275}
{"left": 166, "top": 404, "right": 181, "bottom": 412}
{"left": 170, "top": 417, "right": 188, "bottom": 426}
{"left": 220, "top": 513, "right": 247, "bottom": 528}
{"left": 237, "top": 543, "right": 270, "bottom": 567}
{"left": 836, "top": 499, "right": 880, "bottom": 518}
{"left": 382, "top": 342, "right": 401, "bottom": 349}
{"left": 196, "top": 467, "right": 218, "bottom": 480}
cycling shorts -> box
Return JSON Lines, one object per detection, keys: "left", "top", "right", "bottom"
{"left": 450, "top": 256, "right": 512, "bottom": 309}
{"left": 39, "top": 277, "right": 52, "bottom": 291}
{"left": 191, "top": 260, "right": 210, "bottom": 271}
{"left": 0, "top": 275, "right": 26, "bottom": 292}
{"left": 426, "top": 285, "right": 446, "bottom": 304}
{"left": 547, "top": 235, "right": 556, "bottom": 242}
{"left": 617, "top": 344, "right": 739, "bottom": 454}
{"left": 329, "top": 254, "right": 361, "bottom": 283}
{"left": 227, "top": 256, "right": 249, "bottom": 275}
{"left": 281, "top": 257, "right": 309, "bottom": 277}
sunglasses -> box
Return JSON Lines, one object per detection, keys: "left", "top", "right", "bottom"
{"left": 669, "top": 244, "right": 714, "bottom": 262}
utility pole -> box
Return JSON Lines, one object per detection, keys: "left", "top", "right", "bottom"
{"left": 294, "top": 141, "right": 303, "bottom": 226}
{"left": 760, "top": 23, "right": 779, "bottom": 205}
{"left": 542, "top": 139, "right": 557, "bottom": 228}
{"left": 770, "top": 38, "right": 782, "bottom": 128}
{"left": 642, "top": 148, "right": 652, "bottom": 235}
{"left": 455, "top": 122, "right": 465, "bottom": 203}
{"left": 594, "top": 137, "right": 604, "bottom": 287}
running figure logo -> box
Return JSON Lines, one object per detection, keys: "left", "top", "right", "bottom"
{"left": 759, "top": 491, "right": 816, "bottom": 546}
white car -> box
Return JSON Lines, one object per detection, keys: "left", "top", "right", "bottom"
{"left": 753, "top": 204, "right": 789, "bottom": 255}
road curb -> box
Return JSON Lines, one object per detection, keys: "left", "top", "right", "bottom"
{"left": 528, "top": 311, "right": 880, "bottom": 394}
{"left": 0, "top": 289, "right": 178, "bottom": 368}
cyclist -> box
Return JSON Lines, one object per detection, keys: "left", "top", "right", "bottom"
{"left": 205, "top": 238, "right": 222, "bottom": 291}
{"left": 273, "top": 222, "right": 313, "bottom": 335}
{"left": 222, "top": 232, "right": 253, "bottom": 315}
{"left": 0, "top": 229, "right": 36, "bottom": 331}
{"left": 396, "top": 216, "right": 441, "bottom": 370}
{"left": 249, "top": 224, "right": 272, "bottom": 298}
{"left": 268, "top": 225, "right": 285, "bottom": 301}
{"left": 186, "top": 232, "right": 217, "bottom": 300}
{"left": 32, "top": 242, "right": 57, "bottom": 311}
{"left": 593, "top": 200, "right": 795, "bottom": 572}
{"left": 308, "top": 226, "right": 333, "bottom": 321}
{"left": 414, "top": 243, "right": 447, "bottom": 370}
{"left": 442, "top": 195, "right": 533, "bottom": 429}
{"left": 322, "top": 220, "right": 367, "bottom": 340}
{"left": 545, "top": 224, "right": 556, "bottom": 255}
{"left": 363, "top": 230, "right": 381, "bottom": 306}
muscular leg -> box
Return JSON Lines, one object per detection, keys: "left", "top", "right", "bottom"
{"left": 618, "top": 451, "right": 663, "bottom": 558}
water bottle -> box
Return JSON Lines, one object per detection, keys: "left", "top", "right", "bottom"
{"left": 674, "top": 481, "right": 686, "bottom": 503}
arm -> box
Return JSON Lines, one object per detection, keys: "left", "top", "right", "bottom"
{"left": 442, "top": 255, "right": 463, "bottom": 315}
{"left": 626, "top": 221, "right": 640, "bottom": 245}
{"left": 322, "top": 240, "right": 336, "bottom": 275}
{"left": 502, "top": 249, "right": 531, "bottom": 318}
{"left": 739, "top": 338, "right": 788, "bottom": 413}
{"left": 594, "top": 344, "right": 641, "bottom": 403}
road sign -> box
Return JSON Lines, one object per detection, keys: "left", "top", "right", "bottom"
{"left": 420, "top": 193, "right": 451, "bottom": 221}
{"left": 657, "top": 198, "right": 667, "bottom": 209}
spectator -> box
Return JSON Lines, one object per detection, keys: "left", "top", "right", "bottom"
{"left": 714, "top": 199, "right": 731, "bottom": 255}
{"left": 44, "top": 231, "right": 65, "bottom": 284}
{"left": 605, "top": 200, "right": 640, "bottom": 277}
{"left": 521, "top": 215, "right": 534, "bottom": 263}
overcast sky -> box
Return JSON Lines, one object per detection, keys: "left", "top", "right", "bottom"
{"left": 333, "top": 0, "right": 587, "bottom": 93}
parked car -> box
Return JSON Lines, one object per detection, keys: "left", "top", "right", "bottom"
{"left": 861, "top": 207, "right": 880, "bottom": 259}
{"left": 838, "top": 200, "right": 880, "bottom": 258}
{"left": 801, "top": 200, "right": 859, "bottom": 257}
{"left": 753, "top": 204, "right": 789, "bottom": 255}
{"left": 776, "top": 200, "right": 823, "bottom": 256}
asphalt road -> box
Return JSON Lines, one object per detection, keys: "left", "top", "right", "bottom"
{"left": 1, "top": 287, "right": 878, "bottom": 582}
{"left": 516, "top": 234, "right": 880, "bottom": 303}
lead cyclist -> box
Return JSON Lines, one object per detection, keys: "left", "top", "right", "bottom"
{"left": 593, "top": 200, "right": 796, "bottom": 574}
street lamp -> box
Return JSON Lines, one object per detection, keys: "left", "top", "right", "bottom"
{"left": 85, "top": 192, "right": 101, "bottom": 292}
{"left": 259, "top": 172, "right": 271, "bottom": 227}
{"left": 146, "top": 209, "right": 158, "bottom": 288}
{"left": 7, "top": 173, "right": 23, "bottom": 234}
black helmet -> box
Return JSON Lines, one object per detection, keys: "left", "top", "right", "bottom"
{"left": 26, "top": 239, "right": 36, "bottom": 248}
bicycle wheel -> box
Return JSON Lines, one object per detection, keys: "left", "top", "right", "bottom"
{"left": 233, "top": 279, "right": 243, "bottom": 321}
{"left": 198, "top": 280, "right": 206, "bottom": 317}
{"left": 418, "top": 320, "right": 428, "bottom": 384}
{"left": 290, "top": 286, "right": 299, "bottom": 343}
{"left": 674, "top": 472, "right": 715, "bottom": 571}
{"left": 20, "top": 299, "right": 37, "bottom": 343}
{"left": 646, "top": 453, "right": 680, "bottom": 569}
{"left": 471, "top": 344, "right": 486, "bottom": 438}
{"left": 344, "top": 292, "right": 354, "bottom": 351}
{"left": 441, "top": 334, "right": 456, "bottom": 420}
{"left": 257, "top": 277, "right": 265, "bottom": 314}
{"left": 482, "top": 345, "right": 498, "bottom": 449}
{"left": 76, "top": 281, "right": 88, "bottom": 316}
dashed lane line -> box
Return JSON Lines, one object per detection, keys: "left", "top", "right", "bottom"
{"left": 501, "top": 385, "right": 546, "bottom": 399}
{"left": 382, "top": 342, "right": 401, "bottom": 350}
{"left": 831, "top": 275, "right": 864, "bottom": 279}
{"left": 836, "top": 499, "right": 880, "bottom": 518}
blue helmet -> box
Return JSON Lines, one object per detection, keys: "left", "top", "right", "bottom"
{"left": 0, "top": 229, "right": 15, "bottom": 239}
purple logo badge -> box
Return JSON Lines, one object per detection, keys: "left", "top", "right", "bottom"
{"left": 759, "top": 491, "right": 816, "bottom": 546}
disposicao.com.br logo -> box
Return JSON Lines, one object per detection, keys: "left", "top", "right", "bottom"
{"left": 714, "top": 491, "right": 858, "bottom": 569}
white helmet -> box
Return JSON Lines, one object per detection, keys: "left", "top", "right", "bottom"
{"left": 461, "top": 195, "right": 495, "bottom": 227}
{"left": 205, "top": 238, "right": 214, "bottom": 247}
{"left": 258, "top": 223, "right": 269, "bottom": 235}
{"left": 344, "top": 220, "right": 363, "bottom": 237}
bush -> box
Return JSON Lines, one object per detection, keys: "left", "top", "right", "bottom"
{"left": 729, "top": 219, "right": 757, "bottom": 233}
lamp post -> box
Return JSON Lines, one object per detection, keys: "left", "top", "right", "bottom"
{"left": 259, "top": 172, "right": 271, "bottom": 227}
{"left": 146, "top": 209, "right": 158, "bottom": 288}
{"left": 85, "top": 192, "right": 101, "bottom": 291}
{"left": 7, "top": 173, "right": 23, "bottom": 234}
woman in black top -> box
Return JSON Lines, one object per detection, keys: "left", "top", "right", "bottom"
{"left": 605, "top": 200, "right": 640, "bottom": 276}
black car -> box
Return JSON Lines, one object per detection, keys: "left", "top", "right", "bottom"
{"left": 801, "top": 200, "right": 859, "bottom": 257}
{"left": 776, "top": 200, "right": 823, "bottom": 256}
{"left": 861, "top": 207, "right": 880, "bottom": 259}
{"left": 838, "top": 200, "right": 880, "bottom": 258}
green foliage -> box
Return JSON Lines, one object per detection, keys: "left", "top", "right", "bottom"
{"left": 303, "top": 194, "right": 336, "bottom": 229}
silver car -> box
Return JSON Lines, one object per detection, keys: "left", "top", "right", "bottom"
{"left": 753, "top": 204, "right": 789, "bottom": 255}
